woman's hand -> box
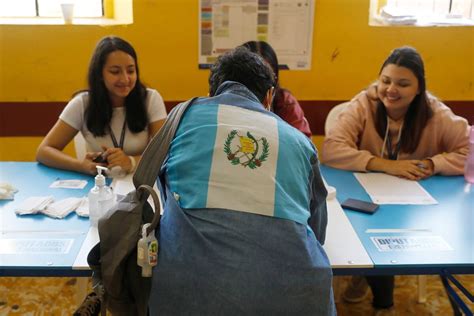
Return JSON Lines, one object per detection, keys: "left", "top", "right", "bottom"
{"left": 81, "top": 152, "right": 107, "bottom": 175}
{"left": 367, "top": 157, "right": 434, "bottom": 180}
{"left": 102, "top": 146, "right": 133, "bottom": 172}
{"left": 417, "top": 159, "right": 435, "bottom": 179}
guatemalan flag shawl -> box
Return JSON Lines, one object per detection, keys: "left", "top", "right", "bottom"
{"left": 165, "top": 100, "right": 315, "bottom": 227}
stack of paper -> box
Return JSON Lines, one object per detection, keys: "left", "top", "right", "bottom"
{"left": 379, "top": 6, "right": 417, "bottom": 25}
{"left": 15, "top": 196, "right": 54, "bottom": 215}
{"left": 15, "top": 196, "right": 88, "bottom": 219}
{"left": 43, "top": 197, "right": 85, "bottom": 219}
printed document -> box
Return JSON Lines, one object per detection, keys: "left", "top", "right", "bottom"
{"left": 354, "top": 173, "right": 437, "bottom": 204}
{"left": 371, "top": 236, "right": 452, "bottom": 252}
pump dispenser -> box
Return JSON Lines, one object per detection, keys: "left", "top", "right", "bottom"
{"left": 137, "top": 223, "right": 158, "bottom": 277}
{"left": 465, "top": 126, "right": 474, "bottom": 184}
{"left": 89, "top": 166, "right": 115, "bottom": 227}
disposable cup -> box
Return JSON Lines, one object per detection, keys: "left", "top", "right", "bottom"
{"left": 61, "top": 3, "right": 75, "bottom": 24}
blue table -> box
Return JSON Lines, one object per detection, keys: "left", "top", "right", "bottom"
{"left": 0, "top": 162, "right": 94, "bottom": 276}
{"left": 1, "top": 163, "right": 472, "bottom": 282}
{"left": 320, "top": 165, "right": 474, "bottom": 314}
{"left": 320, "top": 165, "right": 473, "bottom": 275}
{"left": 0, "top": 162, "right": 373, "bottom": 277}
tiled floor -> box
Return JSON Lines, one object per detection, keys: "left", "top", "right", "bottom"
{"left": 0, "top": 275, "right": 472, "bottom": 315}
{"left": 335, "top": 275, "right": 474, "bottom": 315}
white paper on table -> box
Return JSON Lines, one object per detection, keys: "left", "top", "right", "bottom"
{"left": 49, "top": 179, "right": 87, "bottom": 189}
{"left": 111, "top": 174, "right": 135, "bottom": 196}
{"left": 354, "top": 173, "right": 437, "bottom": 205}
{"left": 15, "top": 196, "right": 54, "bottom": 215}
{"left": 371, "top": 235, "right": 452, "bottom": 252}
{"left": 43, "top": 197, "right": 83, "bottom": 219}
{"left": 111, "top": 174, "right": 163, "bottom": 214}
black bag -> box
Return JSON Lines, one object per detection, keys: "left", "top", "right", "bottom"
{"left": 85, "top": 98, "right": 196, "bottom": 316}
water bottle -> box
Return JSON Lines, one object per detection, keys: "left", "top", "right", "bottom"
{"left": 89, "top": 166, "right": 115, "bottom": 226}
{"left": 465, "top": 126, "right": 474, "bottom": 184}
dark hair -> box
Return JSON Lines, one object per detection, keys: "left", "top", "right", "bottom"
{"left": 86, "top": 36, "right": 148, "bottom": 137}
{"left": 374, "top": 46, "right": 433, "bottom": 154}
{"left": 240, "top": 41, "right": 283, "bottom": 109}
{"left": 208, "top": 46, "right": 275, "bottom": 102}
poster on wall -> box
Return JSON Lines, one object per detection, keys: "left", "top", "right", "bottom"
{"left": 199, "top": 0, "right": 315, "bottom": 70}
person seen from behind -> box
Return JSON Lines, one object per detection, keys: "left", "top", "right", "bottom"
{"left": 148, "top": 46, "right": 335, "bottom": 315}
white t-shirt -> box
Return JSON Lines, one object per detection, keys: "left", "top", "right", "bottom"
{"left": 60, "top": 88, "right": 167, "bottom": 156}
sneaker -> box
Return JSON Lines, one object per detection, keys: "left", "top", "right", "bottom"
{"left": 342, "top": 276, "right": 369, "bottom": 303}
{"left": 73, "top": 292, "right": 101, "bottom": 316}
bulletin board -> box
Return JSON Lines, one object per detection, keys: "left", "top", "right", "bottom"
{"left": 199, "top": 0, "right": 315, "bottom": 70}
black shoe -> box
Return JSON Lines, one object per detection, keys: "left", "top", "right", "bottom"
{"left": 73, "top": 292, "right": 101, "bottom": 316}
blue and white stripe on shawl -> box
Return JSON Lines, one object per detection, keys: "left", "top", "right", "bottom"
{"left": 166, "top": 101, "right": 315, "bottom": 226}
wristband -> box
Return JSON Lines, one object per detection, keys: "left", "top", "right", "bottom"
{"left": 129, "top": 156, "right": 137, "bottom": 173}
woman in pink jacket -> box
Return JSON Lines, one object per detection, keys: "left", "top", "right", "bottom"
{"left": 321, "top": 46, "right": 469, "bottom": 313}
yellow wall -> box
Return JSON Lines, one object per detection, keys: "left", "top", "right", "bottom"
{"left": 0, "top": 0, "right": 473, "bottom": 161}
{"left": 1, "top": 0, "right": 473, "bottom": 102}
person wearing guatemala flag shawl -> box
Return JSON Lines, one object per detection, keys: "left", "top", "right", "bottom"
{"left": 149, "top": 46, "right": 335, "bottom": 315}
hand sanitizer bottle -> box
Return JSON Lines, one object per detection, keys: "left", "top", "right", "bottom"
{"left": 137, "top": 223, "right": 158, "bottom": 277}
{"left": 89, "top": 166, "right": 115, "bottom": 227}
{"left": 465, "top": 126, "right": 474, "bottom": 184}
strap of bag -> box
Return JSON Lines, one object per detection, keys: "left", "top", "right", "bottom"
{"left": 137, "top": 184, "right": 162, "bottom": 234}
{"left": 132, "top": 98, "right": 197, "bottom": 235}
{"left": 133, "top": 97, "right": 197, "bottom": 190}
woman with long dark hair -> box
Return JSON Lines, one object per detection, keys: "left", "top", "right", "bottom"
{"left": 322, "top": 46, "right": 469, "bottom": 314}
{"left": 322, "top": 46, "right": 468, "bottom": 179}
{"left": 37, "top": 36, "right": 167, "bottom": 175}
{"left": 241, "top": 41, "right": 312, "bottom": 138}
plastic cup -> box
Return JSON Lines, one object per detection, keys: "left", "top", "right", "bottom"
{"left": 61, "top": 3, "right": 75, "bottom": 24}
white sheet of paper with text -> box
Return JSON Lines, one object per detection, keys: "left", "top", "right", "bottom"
{"left": 354, "top": 173, "right": 437, "bottom": 205}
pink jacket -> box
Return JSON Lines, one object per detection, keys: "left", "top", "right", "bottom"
{"left": 321, "top": 91, "right": 470, "bottom": 175}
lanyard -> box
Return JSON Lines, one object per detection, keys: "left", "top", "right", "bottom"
{"left": 380, "top": 117, "right": 403, "bottom": 161}
{"left": 385, "top": 131, "right": 402, "bottom": 160}
{"left": 109, "top": 120, "right": 127, "bottom": 149}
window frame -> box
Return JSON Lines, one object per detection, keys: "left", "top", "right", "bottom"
{"left": 369, "top": 0, "right": 474, "bottom": 26}
{"left": 0, "top": 0, "right": 133, "bottom": 26}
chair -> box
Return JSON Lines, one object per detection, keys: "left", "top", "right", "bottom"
{"left": 324, "top": 102, "right": 350, "bottom": 135}
{"left": 74, "top": 132, "right": 87, "bottom": 160}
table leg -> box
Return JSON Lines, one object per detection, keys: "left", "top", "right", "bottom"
{"left": 75, "top": 277, "right": 90, "bottom": 306}
{"left": 417, "top": 275, "right": 427, "bottom": 303}
{"left": 333, "top": 276, "right": 343, "bottom": 303}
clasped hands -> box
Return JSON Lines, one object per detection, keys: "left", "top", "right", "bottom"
{"left": 82, "top": 146, "right": 133, "bottom": 175}
{"left": 383, "top": 159, "right": 434, "bottom": 181}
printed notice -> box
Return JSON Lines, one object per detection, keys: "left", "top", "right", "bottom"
{"left": 371, "top": 236, "right": 453, "bottom": 252}
{"left": 0, "top": 239, "right": 73, "bottom": 254}
{"left": 199, "top": 0, "right": 314, "bottom": 69}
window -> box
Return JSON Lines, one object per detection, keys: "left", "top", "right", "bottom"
{"left": 0, "top": 0, "right": 134, "bottom": 25}
{"left": 0, "top": 0, "right": 103, "bottom": 18}
{"left": 370, "top": 0, "right": 474, "bottom": 26}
